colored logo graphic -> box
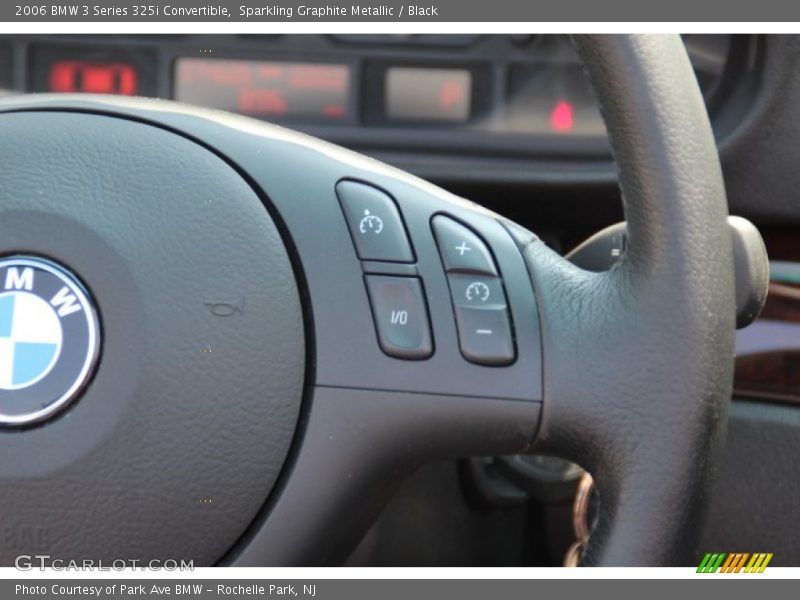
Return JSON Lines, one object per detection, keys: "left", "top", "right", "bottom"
{"left": 697, "top": 552, "right": 773, "bottom": 573}
{"left": 0, "top": 291, "right": 63, "bottom": 390}
{"left": 0, "top": 257, "right": 100, "bottom": 427}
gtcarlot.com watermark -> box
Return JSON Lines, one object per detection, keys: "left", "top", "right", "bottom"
{"left": 14, "top": 554, "right": 194, "bottom": 571}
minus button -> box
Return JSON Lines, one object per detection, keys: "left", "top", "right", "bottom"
{"left": 454, "top": 306, "right": 515, "bottom": 366}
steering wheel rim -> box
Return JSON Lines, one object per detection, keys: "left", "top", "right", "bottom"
{"left": 0, "top": 34, "right": 734, "bottom": 567}
{"left": 526, "top": 34, "right": 735, "bottom": 565}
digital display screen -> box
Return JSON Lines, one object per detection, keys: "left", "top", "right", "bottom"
{"left": 385, "top": 67, "right": 472, "bottom": 122}
{"left": 49, "top": 61, "right": 139, "bottom": 95}
{"left": 29, "top": 44, "right": 157, "bottom": 97}
{"left": 174, "top": 58, "right": 351, "bottom": 121}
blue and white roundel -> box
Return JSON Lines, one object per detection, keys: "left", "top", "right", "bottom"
{"left": 0, "top": 291, "right": 63, "bottom": 390}
{"left": 0, "top": 257, "right": 100, "bottom": 427}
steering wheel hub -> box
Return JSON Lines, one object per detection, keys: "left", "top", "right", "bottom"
{"left": 0, "top": 110, "right": 305, "bottom": 566}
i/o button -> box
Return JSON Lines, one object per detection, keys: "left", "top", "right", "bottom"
{"left": 365, "top": 275, "right": 433, "bottom": 360}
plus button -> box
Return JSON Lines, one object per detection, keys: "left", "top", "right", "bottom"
{"left": 455, "top": 241, "right": 472, "bottom": 256}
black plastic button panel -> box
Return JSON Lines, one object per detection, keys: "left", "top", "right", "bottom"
{"left": 337, "top": 180, "right": 432, "bottom": 360}
{"left": 337, "top": 180, "right": 415, "bottom": 263}
{"left": 338, "top": 184, "right": 516, "bottom": 366}
{"left": 432, "top": 216, "right": 517, "bottom": 366}
{"left": 365, "top": 275, "right": 433, "bottom": 360}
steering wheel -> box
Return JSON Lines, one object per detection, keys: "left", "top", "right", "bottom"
{"left": 0, "top": 35, "right": 734, "bottom": 567}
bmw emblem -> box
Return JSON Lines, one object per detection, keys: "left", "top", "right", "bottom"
{"left": 0, "top": 256, "right": 100, "bottom": 426}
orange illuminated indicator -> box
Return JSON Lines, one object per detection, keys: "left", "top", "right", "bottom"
{"left": 550, "top": 100, "right": 574, "bottom": 133}
{"left": 49, "top": 61, "right": 138, "bottom": 95}
{"left": 439, "top": 80, "right": 465, "bottom": 111}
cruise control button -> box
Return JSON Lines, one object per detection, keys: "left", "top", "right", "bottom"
{"left": 365, "top": 276, "right": 433, "bottom": 359}
{"left": 432, "top": 215, "right": 497, "bottom": 275}
{"left": 338, "top": 180, "right": 415, "bottom": 263}
{"left": 454, "top": 306, "right": 515, "bottom": 366}
{"left": 448, "top": 274, "right": 506, "bottom": 308}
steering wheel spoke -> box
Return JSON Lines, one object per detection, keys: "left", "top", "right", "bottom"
{"left": 230, "top": 385, "right": 537, "bottom": 565}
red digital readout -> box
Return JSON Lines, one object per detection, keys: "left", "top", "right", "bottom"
{"left": 322, "top": 104, "right": 346, "bottom": 118}
{"left": 238, "top": 89, "right": 288, "bottom": 116}
{"left": 49, "top": 61, "right": 138, "bottom": 95}
{"left": 175, "top": 59, "right": 350, "bottom": 121}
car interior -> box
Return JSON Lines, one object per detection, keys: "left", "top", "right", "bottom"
{"left": 0, "top": 33, "right": 797, "bottom": 567}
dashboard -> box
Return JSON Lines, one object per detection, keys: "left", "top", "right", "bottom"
{"left": 0, "top": 34, "right": 759, "bottom": 183}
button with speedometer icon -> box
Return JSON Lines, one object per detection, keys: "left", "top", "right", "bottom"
{"left": 465, "top": 281, "right": 491, "bottom": 303}
{"left": 447, "top": 275, "right": 505, "bottom": 307}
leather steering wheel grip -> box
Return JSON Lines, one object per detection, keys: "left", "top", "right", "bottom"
{"left": 511, "top": 35, "right": 736, "bottom": 565}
